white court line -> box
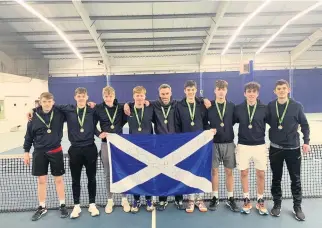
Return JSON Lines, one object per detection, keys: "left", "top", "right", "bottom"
{"left": 151, "top": 206, "right": 156, "bottom": 228}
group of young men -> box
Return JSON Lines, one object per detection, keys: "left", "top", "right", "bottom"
{"left": 23, "top": 78, "right": 310, "bottom": 222}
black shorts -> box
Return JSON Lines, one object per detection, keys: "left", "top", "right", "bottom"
{"left": 32, "top": 147, "right": 65, "bottom": 176}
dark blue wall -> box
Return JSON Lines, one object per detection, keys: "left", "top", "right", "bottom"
{"left": 108, "top": 72, "right": 200, "bottom": 102}
{"left": 48, "top": 68, "right": 322, "bottom": 113}
{"left": 292, "top": 68, "right": 322, "bottom": 113}
{"left": 48, "top": 76, "right": 106, "bottom": 104}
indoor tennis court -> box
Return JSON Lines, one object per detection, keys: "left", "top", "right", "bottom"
{"left": 0, "top": 1, "right": 322, "bottom": 228}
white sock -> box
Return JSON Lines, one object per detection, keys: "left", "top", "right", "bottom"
{"left": 257, "top": 194, "right": 263, "bottom": 201}
{"left": 40, "top": 202, "right": 46, "bottom": 208}
{"left": 59, "top": 200, "right": 65, "bottom": 206}
{"left": 243, "top": 192, "right": 250, "bottom": 199}
{"left": 212, "top": 191, "right": 219, "bottom": 198}
{"left": 89, "top": 203, "right": 96, "bottom": 207}
{"left": 74, "top": 204, "right": 80, "bottom": 208}
{"left": 227, "top": 192, "right": 233, "bottom": 199}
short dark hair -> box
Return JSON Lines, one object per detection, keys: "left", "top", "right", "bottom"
{"left": 158, "top": 84, "right": 171, "bottom": 91}
{"left": 244, "top": 82, "right": 260, "bottom": 92}
{"left": 184, "top": 80, "right": 197, "bottom": 89}
{"left": 275, "top": 79, "right": 290, "bottom": 88}
{"left": 215, "top": 80, "right": 228, "bottom": 89}
{"left": 75, "top": 87, "right": 87, "bottom": 95}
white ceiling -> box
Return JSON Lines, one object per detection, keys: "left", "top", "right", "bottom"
{"left": 0, "top": 0, "right": 322, "bottom": 59}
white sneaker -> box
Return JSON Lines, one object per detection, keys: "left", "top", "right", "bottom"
{"left": 105, "top": 199, "right": 114, "bottom": 214}
{"left": 88, "top": 203, "right": 100, "bottom": 217}
{"left": 70, "top": 205, "right": 81, "bottom": 219}
{"left": 121, "top": 197, "right": 131, "bottom": 213}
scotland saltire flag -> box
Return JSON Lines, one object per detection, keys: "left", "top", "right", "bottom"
{"left": 107, "top": 130, "right": 213, "bottom": 196}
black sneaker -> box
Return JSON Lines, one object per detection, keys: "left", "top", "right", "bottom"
{"left": 209, "top": 196, "right": 219, "bottom": 211}
{"left": 174, "top": 200, "right": 185, "bottom": 210}
{"left": 59, "top": 204, "right": 69, "bottom": 218}
{"left": 293, "top": 206, "right": 305, "bottom": 221}
{"left": 31, "top": 206, "right": 47, "bottom": 221}
{"left": 156, "top": 201, "right": 168, "bottom": 211}
{"left": 270, "top": 203, "right": 281, "bottom": 217}
{"left": 226, "top": 197, "right": 239, "bottom": 212}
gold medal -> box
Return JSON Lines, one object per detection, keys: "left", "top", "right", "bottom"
{"left": 276, "top": 100, "right": 289, "bottom": 130}
{"left": 161, "top": 106, "right": 171, "bottom": 125}
{"left": 247, "top": 102, "right": 257, "bottom": 130}
{"left": 134, "top": 106, "right": 144, "bottom": 133}
{"left": 77, "top": 106, "right": 87, "bottom": 133}
{"left": 35, "top": 111, "right": 54, "bottom": 134}
{"left": 105, "top": 105, "right": 118, "bottom": 130}
{"left": 191, "top": 122, "right": 195, "bottom": 126}
{"left": 215, "top": 101, "right": 226, "bottom": 128}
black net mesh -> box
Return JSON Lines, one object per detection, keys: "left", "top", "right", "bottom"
{"left": 1, "top": 145, "right": 321, "bottom": 212}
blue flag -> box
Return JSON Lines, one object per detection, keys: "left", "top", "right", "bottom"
{"left": 107, "top": 130, "right": 213, "bottom": 196}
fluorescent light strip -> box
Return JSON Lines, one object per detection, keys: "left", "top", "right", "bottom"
{"left": 221, "top": 0, "right": 271, "bottom": 55}
{"left": 15, "top": 0, "right": 83, "bottom": 60}
{"left": 256, "top": 1, "right": 322, "bottom": 55}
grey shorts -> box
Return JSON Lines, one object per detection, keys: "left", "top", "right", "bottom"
{"left": 212, "top": 142, "right": 236, "bottom": 169}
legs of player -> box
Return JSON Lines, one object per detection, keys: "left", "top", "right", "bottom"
{"left": 131, "top": 195, "right": 154, "bottom": 213}
{"left": 31, "top": 175, "right": 48, "bottom": 221}
{"left": 255, "top": 169, "right": 268, "bottom": 215}
{"left": 209, "top": 143, "right": 238, "bottom": 212}
{"left": 54, "top": 175, "right": 69, "bottom": 217}
{"left": 69, "top": 146, "right": 83, "bottom": 218}
{"left": 209, "top": 168, "right": 219, "bottom": 211}
{"left": 186, "top": 193, "right": 207, "bottom": 213}
{"left": 236, "top": 144, "right": 252, "bottom": 214}
{"left": 84, "top": 144, "right": 99, "bottom": 217}
{"left": 174, "top": 195, "right": 185, "bottom": 210}
{"left": 240, "top": 169, "right": 252, "bottom": 214}
{"left": 50, "top": 151, "right": 68, "bottom": 218}
{"left": 225, "top": 167, "right": 239, "bottom": 212}
{"left": 156, "top": 196, "right": 168, "bottom": 211}
{"left": 254, "top": 145, "right": 268, "bottom": 215}
{"left": 101, "top": 142, "right": 130, "bottom": 213}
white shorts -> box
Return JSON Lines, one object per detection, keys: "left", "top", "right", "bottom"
{"left": 236, "top": 144, "right": 268, "bottom": 171}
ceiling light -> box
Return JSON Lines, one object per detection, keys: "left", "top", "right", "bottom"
{"left": 221, "top": 0, "right": 271, "bottom": 55}
{"left": 256, "top": 1, "right": 322, "bottom": 55}
{"left": 15, "top": 0, "right": 83, "bottom": 60}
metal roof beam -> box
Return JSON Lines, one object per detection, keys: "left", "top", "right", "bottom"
{"left": 0, "top": 17, "right": 80, "bottom": 22}
{"left": 291, "top": 28, "right": 322, "bottom": 62}
{"left": 199, "top": 1, "right": 230, "bottom": 64}
{"left": 72, "top": 0, "right": 110, "bottom": 71}
{"left": 4, "top": 11, "right": 322, "bottom": 22}
{"left": 1, "top": 33, "right": 311, "bottom": 44}
{"left": 13, "top": 23, "right": 322, "bottom": 36}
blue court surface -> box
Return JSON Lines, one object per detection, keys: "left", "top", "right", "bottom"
{"left": 1, "top": 199, "right": 321, "bottom": 228}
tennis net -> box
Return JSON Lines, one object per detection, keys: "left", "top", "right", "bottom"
{"left": 1, "top": 145, "right": 321, "bottom": 213}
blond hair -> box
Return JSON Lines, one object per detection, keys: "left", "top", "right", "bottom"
{"left": 74, "top": 87, "right": 87, "bottom": 95}
{"left": 39, "top": 92, "right": 54, "bottom": 100}
{"left": 133, "top": 86, "right": 146, "bottom": 95}
{"left": 102, "top": 86, "right": 115, "bottom": 96}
